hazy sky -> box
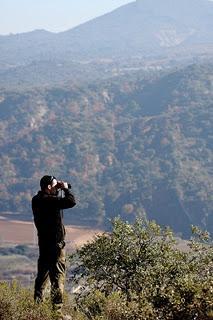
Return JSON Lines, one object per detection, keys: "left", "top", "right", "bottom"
{"left": 0, "top": 0, "right": 133, "bottom": 35}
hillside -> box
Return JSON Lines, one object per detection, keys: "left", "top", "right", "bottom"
{"left": 0, "top": 63, "right": 212, "bottom": 236}
{"left": 0, "top": 0, "right": 213, "bottom": 67}
{"left": 60, "top": 0, "right": 213, "bottom": 55}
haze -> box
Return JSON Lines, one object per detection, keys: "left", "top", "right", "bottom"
{"left": 0, "top": 0, "right": 132, "bottom": 35}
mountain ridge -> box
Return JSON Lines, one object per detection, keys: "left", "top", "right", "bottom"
{"left": 0, "top": 0, "right": 213, "bottom": 65}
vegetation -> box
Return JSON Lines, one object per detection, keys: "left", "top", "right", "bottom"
{"left": 0, "top": 63, "right": 212, "bottom": 235}
{"left": 0, "top": 245, "right": 37, "bottom": 285}
{"left": 0, "top": 218, "right": 212, "bottom": 319}
{"left": 0, "top": 281, "right": 53, "bottom": 320}
{"left": 0, "top": 282, "right": 82, "bottom": 320}
{"left": 70, "top": 218, "right": 213, "bottom": 320}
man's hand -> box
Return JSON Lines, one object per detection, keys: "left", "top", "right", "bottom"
{"left": 61, "top": 181, "right": 68, "bottom": 190}
{"left": 56, "top": 181, "right": 68, "bottom": 189}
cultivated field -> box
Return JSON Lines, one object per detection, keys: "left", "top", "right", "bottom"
{"left": 0, "top": 218, "right": 102, "bottom": 248}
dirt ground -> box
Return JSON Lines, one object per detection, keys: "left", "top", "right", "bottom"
{"left": 0, "top": 218, "right": 102, "bottom": 248}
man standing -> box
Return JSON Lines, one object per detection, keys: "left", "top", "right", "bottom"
{"left": 32, "top": 175, "right": 76, "bottom": 320}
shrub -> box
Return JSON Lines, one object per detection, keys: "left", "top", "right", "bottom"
{"left": 0, "top": 281, "right": 83, "bottom": 320}
{"left": 70, "top": 218, "right": 213, "bottom": 320}
{"left": 0, "top": 281, "right": 53, "bottom": 320}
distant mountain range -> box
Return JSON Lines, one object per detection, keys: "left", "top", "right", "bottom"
{"left": 0, "top": 0, "right": 213, "bottom": 66}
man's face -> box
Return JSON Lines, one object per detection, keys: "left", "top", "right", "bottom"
{"left": 49, "top": 178, "right": 58, "bottom": 195}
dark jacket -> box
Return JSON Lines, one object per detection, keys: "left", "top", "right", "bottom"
{"left": 32, "top": 189, "right": 76, "bottom": 248}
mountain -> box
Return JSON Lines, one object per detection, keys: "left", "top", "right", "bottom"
{"left": 0, "top": 0, "right": 213, "bottom": 66}
{"left": 0, "top": 63, "right": 212, "bottom": 236}
{"left": 60, "top": 0, "right": 213, "bottom": 54}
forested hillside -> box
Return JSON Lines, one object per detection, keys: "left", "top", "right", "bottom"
{"left": 0, "top": 63, "right": 212, "bottom": 236}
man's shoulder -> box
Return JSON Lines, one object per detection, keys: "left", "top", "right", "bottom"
{"left": 32, "top": 191, "right": 46, "bottom": 205}
{"left": 32, "top": 191, "right": 41, "bottom": 201}
{"left": 32, "top": 191, "right": 59, "bottom": 203}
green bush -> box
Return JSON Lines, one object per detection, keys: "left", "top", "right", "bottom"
{"left": 70, "top": 218, "right": 213, "bottom": 320}
{"left": 0, "top": 281, "right": 54, "bottom": 320}
{"left": 0, "top": 281, "right": 84, "bottom": 320}
{"left": 0, "top": 218, "right": 212, "bottom": 320}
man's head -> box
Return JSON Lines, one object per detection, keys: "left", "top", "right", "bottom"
{"left": 40, "top": 175, "right": 58, "bottom": 195}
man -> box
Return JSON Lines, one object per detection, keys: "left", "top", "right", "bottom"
{"left": 32, "top": 175, "right": 76, "bottom": 320}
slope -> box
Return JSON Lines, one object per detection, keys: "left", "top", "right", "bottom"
{"left": 0, "top": 63, "right": 212, "bottom": 236}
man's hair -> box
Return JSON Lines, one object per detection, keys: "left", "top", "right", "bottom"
{"left": 40, "top": 175, "right": 56, "bottom": 190}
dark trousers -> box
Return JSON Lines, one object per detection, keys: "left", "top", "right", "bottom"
{"left": 34, "top": 245, "right": 66, "bottom": 314}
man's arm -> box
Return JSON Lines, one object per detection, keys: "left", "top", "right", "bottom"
{"left": 37, "top": 189, "right": 76, "bottom": 210}
{"left": 60, "top": 189, "right": 76, "bottom": 209}
{"left": 57, "top": 181, "right": 76, "bottom": 209}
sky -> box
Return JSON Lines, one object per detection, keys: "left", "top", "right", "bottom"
{"left": 0, "top": 0, "right": 133, "bottom": 35}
